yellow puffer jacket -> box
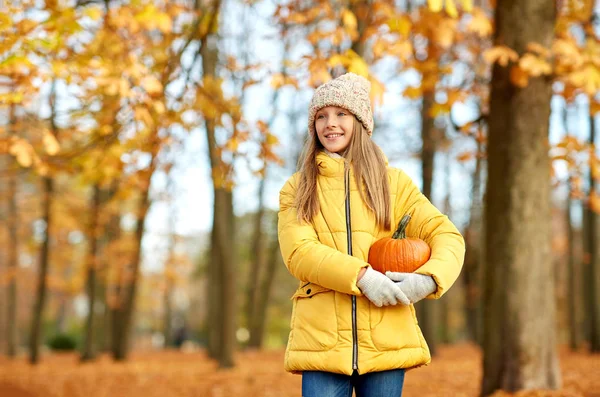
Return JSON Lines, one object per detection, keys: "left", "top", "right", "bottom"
{"left": 277, "top": 151, "right": 465, "bottom": 375}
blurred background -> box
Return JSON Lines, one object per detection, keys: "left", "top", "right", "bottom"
{"left": 0, "top": 0, "right": 599, "bottom": 396}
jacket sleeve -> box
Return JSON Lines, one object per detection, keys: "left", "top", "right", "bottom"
{"left": 277, "top": 175, "right": 369, "bottom": 296}
{"left": 394, "top": 170, "right": 466, "bottom": 299}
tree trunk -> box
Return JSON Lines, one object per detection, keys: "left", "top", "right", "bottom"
{"left": 29, "top": 176, "right": 53, "bottom": 364}
{"left": 163, "top": 177, "right": 176, "bottom": 349}
{"left": 416, "top": 90, "right": 439, "bottom": 355}
{"left": 250, "top": 215, "right": 281, "bottom": 348}
{"left": 29, "top": 80, "right": 59, "bottom": 364}
{"left": 200, "top": 0, "right": 235, "bottom": 368}
{"left": 464, "top": 136, "right": 485, "bottom": 345}
{"left": 101, "top": 183, "right": 119, "bottom": 353}
{"left": 206, "top": 221, "right": 221, "bottom": 358}
{"left": 481, "top": 1, "right": 560, "bottom": 394}
{"left": 81, "top": 184, "right": 101, "bottom": 361}
{"left": 112, "top": 180, "right": 150, "bottom": 360}
{"left": 6, "top": 103, "right": 18, "bottom": 357}
{"left": 440, "top": 145, "right": 453, "bottom": 344}
{"left": 163, "top": 278, "right": 173, "bottom": 348}
{"left": 246, "top": 178, "right": 266, "bottom": 348}
{"left": 586, "top": 112, "right": 600, "bottom": 352}
{"left": 564, "top": 103, "right": 582, "bottom": 351}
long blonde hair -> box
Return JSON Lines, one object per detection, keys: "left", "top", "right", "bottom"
{"left": 295, "top": 116, "right": 392, "bottom": 231}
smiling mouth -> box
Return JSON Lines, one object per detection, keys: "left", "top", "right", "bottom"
{"left": 325, "top": 133, "right": 344, "bottom": 138}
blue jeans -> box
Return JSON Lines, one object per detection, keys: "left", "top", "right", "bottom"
{"left": 302, "top": 369, "right": 405, "bottom": 397}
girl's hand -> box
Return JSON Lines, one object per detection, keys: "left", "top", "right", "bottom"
{"left": 385, "top": 272, "right": 437, "bottom": 304}
{"left": 357, "top": 267, "right": 410, "bottom": 307}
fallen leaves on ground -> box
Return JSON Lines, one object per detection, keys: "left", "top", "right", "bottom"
{"left": 0, "top": 344, "right": 598, "bottom": 397}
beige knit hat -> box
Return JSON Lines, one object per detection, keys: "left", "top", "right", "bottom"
{"left": 308, "top": 72, "right": 374, "bottom": 137}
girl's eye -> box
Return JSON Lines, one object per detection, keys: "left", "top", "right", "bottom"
{"left": 317, "top": 114, "right": 325, "bottom": 119}
{"left": 338, "top": 112, "right": 346, "bottom": 116}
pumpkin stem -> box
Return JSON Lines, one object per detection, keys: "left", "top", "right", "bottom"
{"left": 392, "top": 215, "right": 411, "bottom": 239}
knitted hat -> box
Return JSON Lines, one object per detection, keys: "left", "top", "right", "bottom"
{"left": 308, "top": 72, "right": 374, "bottom": 137}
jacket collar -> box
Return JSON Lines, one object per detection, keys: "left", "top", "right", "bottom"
{"left": 316, "top": 149, "right": 389, "bottom": 177}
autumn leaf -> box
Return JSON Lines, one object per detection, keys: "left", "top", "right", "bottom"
{"left": 518, "top": 53, "right": 552, "bottom": 77}
{"left": 445, "top": 0, "right": 459, "bottom": 18}
{"left": 141, "top": 76, "right": 163, "bottom": 95}
{"left": 467, "top": 9, "right": 492, "bottom": 37}
{"left": 457, "top": 151, "right": 474, "bottom": 162}
{"left": 42, "top": 130, "right": 60, "bottom": 155}
{"left": 8, "top": 139, "right": 33, "bottom": 167}
{"left": 265, "top": 133, "right": 279, "bottom": 146}
{"left": 386, "top": 15, "right": 412, "bottom": 37}
{"left": 342, "top": 9, "right": 357, "bottom": 32}
{"left": 390, "top": 40, "right": 413, "bottom": 62}
{"left": 483, "top": 46, "right": 519, "bottom": 67}
{"left": 526, "top": 42, "right": 551, "bottom": 58}
{"left": 403, "top": 86, "right": 422, "bottom": 99}
{"left": 510, "top": 65, "right": 529, "bottom": 87}
{"left": 156, "top": 12, "right": 172, "bottom": 33}
{"left": 569, "top": 64, "right": 600, "bottom": 95}
{"left": 225, "top": 137, "right": 238, "bottom": 152}
{"left": 84, "top": 6, "right": 103, "bottom": 21}
{"left": 429, "top": 102, "right": 451, "bottom": 117}
{"left": 552, "top": 38, "right": 584, "bottom": 67}
{"left": 428, "top": 0, "right": 444, "bottom": 12}
{"left": 460, "top": 0, "right": 473, "bottom": 12}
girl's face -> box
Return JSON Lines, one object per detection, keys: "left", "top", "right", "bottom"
{"left": 314, "top": 106, "right": 354, "bottom": 154}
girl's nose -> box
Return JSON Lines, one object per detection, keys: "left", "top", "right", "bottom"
{"left": 326, "top": 116, "right": 337, "bottom": 128}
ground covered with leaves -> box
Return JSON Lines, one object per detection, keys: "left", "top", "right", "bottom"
{"left": 0, "top": 344, "right": 598, "bottom": 396}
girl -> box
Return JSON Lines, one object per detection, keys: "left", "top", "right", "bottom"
{"left": 277, "top": 72, "right": 465, "bottom": 397}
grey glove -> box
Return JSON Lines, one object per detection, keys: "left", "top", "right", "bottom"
{"left": 357, "top": 267, "right": 410, "bottom": 307}
{"left": 385, "top": 272, "right": 437, "bottom": 304}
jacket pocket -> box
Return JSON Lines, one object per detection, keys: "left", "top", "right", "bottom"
{"left": 370, "top": 303, "right": 421, "bottom": 351}
{"left": 288, "top": 283, "right": 338, "bottom": 352}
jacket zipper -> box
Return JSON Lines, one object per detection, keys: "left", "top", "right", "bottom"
{"left": 345, "top": 168, "right": 358, "bottom": 371}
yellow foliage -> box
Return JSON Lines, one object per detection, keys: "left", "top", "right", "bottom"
{"left": 326, "top": 50, "right": 369, "bottom": 77}
{"left": 266, "top": 133, "right": 279, "bottom": 146}
{"left": 553, "top": 39, "right": 584, "bottom": 68}
{"left": 342, "top": 9, "right": 357, "bottom": 32}
{"left": 8, "top": 138, "right": 34, "bottom": 167}
{"left": 42, "top": 130, "right": 60, "bottom": 155}
{"left": 84, "top": 6, "right": 103, "bottom": 21}
{"left": 428, "top": 0, "right": 444, "bottom": 12}
{"left": 518, "top": 53, "right": 552, "bottom": 77}
{"left": 428, "top": 102, "right": 451, "bottom": 118}
{"left": 432, "top": 18, "right": 458, "bottom": 49}
{"left": 270, "top": 73, "right": 299, "bottom": 90}
{"left": 526, "top": 42, "right": 551, "bottom": 58}
{"left": 445, "top": 0, "right": 458, "bottom": 18}
{"left": 389, "top": 40, "right": 413, "bottom": 62}
{"left": 428, "top": 0, "right": 472, "bottom": 17}
{"left": 141, "top": 76, "right": 163, "bottom": 95}
{"left": 483, "top": 46, "right": 519, "bottom": 67}
{"left": 403, "top": 86, "right": 422, "bottom": 99}
{"left": 568, "top": 64, "right": 600, "bottom": 96}
{"left": 349, "top": 57, "right": 369, "bottom": 76}
{"left": 386, "top": 15, "right": 412, "bottom": 37}
{"left": 466, "top": 8, "right": 492, "bottom": 37}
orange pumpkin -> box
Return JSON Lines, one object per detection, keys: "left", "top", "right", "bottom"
{"left": 368, "top": 214, "right": 431, "bottom": 274}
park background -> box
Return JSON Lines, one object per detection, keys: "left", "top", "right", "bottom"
{"left": 0, "top": 0, "right": 599, "bottom": 396}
